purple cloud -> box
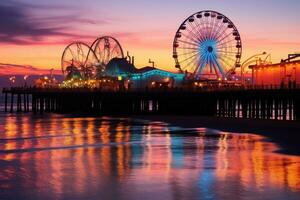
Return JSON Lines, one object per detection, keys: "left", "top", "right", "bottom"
{"left": 0, "top": 1, "right": 106, "bottom": 45}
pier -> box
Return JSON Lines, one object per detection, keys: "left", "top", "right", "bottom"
{"left": 2, "top": 87, "right": 300, "bottom": 121}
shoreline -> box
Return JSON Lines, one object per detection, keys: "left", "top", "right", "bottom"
{"left": 133, "top": 115, "right": 300, "bottom": 156}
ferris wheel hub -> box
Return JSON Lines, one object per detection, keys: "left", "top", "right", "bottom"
{"left": 207, "top": 46, "right": 213, "bottom": 53}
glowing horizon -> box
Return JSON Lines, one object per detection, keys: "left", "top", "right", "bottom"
{"left": 0, "top": 0, "right": 299, "bottom": 75}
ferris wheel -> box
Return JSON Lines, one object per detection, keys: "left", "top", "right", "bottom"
{"left": 61, "top": 42, "right": 98, "bottom": 80}
{"left": 91, "top": 36, "right": 124, "bottom": 72}
{"left": 173, "top": 10, "right": 242, "bottom": 80}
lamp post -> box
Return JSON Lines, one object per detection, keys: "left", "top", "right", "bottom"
{"left": 9, "top": 76, "right": 16, "bottom": 87}
{"left": 241, "top": 52, "right": 267, "bottom": 85}
{"left": 24, "top": 75, "right": 29, "bottom": 87}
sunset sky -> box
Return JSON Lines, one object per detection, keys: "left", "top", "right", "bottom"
{"left": 0, "top": 0, "right": 299, "bottom": 74}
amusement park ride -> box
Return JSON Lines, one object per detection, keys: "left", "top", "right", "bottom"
{"left": 61, "top": 36, "right": 124, "bottom": 81}
{"left": 173, "top": 10, "right": 242, "bottom": 81}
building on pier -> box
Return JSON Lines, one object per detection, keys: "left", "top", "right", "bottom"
{"left": 249, "top": 54, "right": 300, "bottom": 87}
{"left": 105, "top": 58, "right": 185, "bottom": 89}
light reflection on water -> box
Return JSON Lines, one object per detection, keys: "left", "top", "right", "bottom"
{"left": 0, "top": 114, "right": 300, "bottom": 200}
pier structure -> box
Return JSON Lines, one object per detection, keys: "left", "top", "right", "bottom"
{"left": 2, "top": 87, "right": 300, "bottom": 121}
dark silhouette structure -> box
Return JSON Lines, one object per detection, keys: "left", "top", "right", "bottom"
{"left": 2, "top": 87, "right": 299, "bottom": 121}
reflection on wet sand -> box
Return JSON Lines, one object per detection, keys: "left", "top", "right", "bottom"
{"left": 0, "top": 114, "right": 299, "bottom": 200}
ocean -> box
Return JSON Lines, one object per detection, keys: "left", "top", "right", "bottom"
{"left": 0, "top": 113, "right": 300, "bottom": 200}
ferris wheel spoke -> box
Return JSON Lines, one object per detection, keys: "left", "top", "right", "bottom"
{"left": 106, "top": 49, "right": 111, "bottom": 63}
{"left": 218, "top": 54, "right": 237, "bottom": 62}
{"left": 103, "top": 45, "right": 110, "bottom": 63}
{"left": 210, "top": 55, "right": 220, "bottom": 78}
{"left": 203, "top": 18, "right": 211, "bottom": 41}
{"left": 217, "top": 38, "right": 236, "bottom": 48}
{"left": 208, "top": 21, "right": 219, "bottom": 40}
{"left": 194, "top": 16, "right": 208, "bottom": 41}
{"left": 68, "top": 48, "right": 76, "bottom": 61}
{"left": 63, "top": 60, "right": 73, "bottom": 67}
{"left": 78, "top": 47, "right": 83, "bottom": 63}
{"left": 177, "top": 50, "right": 199, "bottom": 57}
{"left": 217, "top": 51, "right": 237, "bottom": 59}
{"left": 206, "top": 16, "right": 213, "bottom": 40}
{"left": 203, "top": 16, "right": 214, "bottom": 40}
{"left": 110, "top": 43, "right": 120, "bottom": 57}
{"left": 180, "top": 30, "right": 203, "bottom": 45}
{"left": 179, "top": 37, "right": 200, "bottom": 48}
{"left": 214, "top": 28, "right": 229, "bottom": 42}
{"left": 217, "top": 54, "right": 235, "bottom": 69}
{"left": 213, "top": 21, "right": 231, "bottom": 40}
{"left": 203, "top": 19, "right": 214, "bottom": 40}
{"left": 177, "top": 39, "right": 200, "bottom": 47}
{"left": 195, "top": 55, "right": 208, "bottom": 79}
{"left": 217, "top": 31, "right": 235, "bottom": 44}
{"left": 201, "top": 15, "right": 210, "bottom": 40}
{"left": 217, "top": 50, "right": 238, "bottom": 55}
{"left": 217, "top": 47, "right": 236, "bottom": 55}
{"left": 178, "top": 51, "right": 200, "bottom": 64}
{"left": 218, "top": 56, "right": 232, "bottom": 67}
{"left": 188, "top": 20, "right": 207, "bottom": 43}
{"left": 218, "top": 59, "right": 234, "bottom": 75}
{"left": 81, "top": 53, "right": 87, "bottom": 66}
{"left": 177, "top": 39, "right": 198, "bottom": 47}
{"left": 177, "top": 47, "right": 199, "bottom": 51}
{"left": 190, "top": 24, "right": 206, "bottom": 43}
{"left": 217, "top": 45, "right": 237, "bottom": 50}
{"left": 185, "top": 25, "right": 205, "bottom": 44}
{"left": 217, "top": 36, "right": 233, "bottom": 47}
{"left": 211, "top": 26, "right": 224, "bottom": 41}
{"left": 208, "top": 15, "right": 216, "bottom": 40}
{"left": 211, "top": 54, "right": 225, "bottom": 77}
{"left": 180, "top": 53, "right": 200, "bottom": 70}
{"left": 220, "top": 53, "right": 237, "bottom": 63}
{"left": 99, "top": 47, "right": 105, "bottom": 62}
{"left": 181, "top": 54, "right": 200, "bottom": 68}
{"left": 76, "top": 44, "right": 83, "bottom": 63}
{"left": 211, "top": 18, "right": 227, "bottom": 40}
{"left": 193, "top": 58, "right": 202, "bottom": 78}
{"left": 208, "top": 14, "right": 218, "bottom": 40}
{"left": 194, "top": 21, "right": 205, "bottom": 42}
{"left": 209, "top": 15, "right": 223, "bottom": 40}
{"left": 200, "top": 18, "right": 209, "bottom": 40}
{"left": 183, "top": 24, "right": 201, "bottom": 43}
{"left": 217, "top": 55, "right": 237, "bottom": 62}
{"left": 182, "top": 55, "right": 200, "bottom": 71}
{"left": 81, "top": 52, "right": 87, "bottom": 64}
{"left": 99, "top": 46, "right": 106, "bottom": 62}
{"left": 194, "top": 52, "right": 209, "bottom": 76}
{"left": 186, "top": 22, "right": 201, "bottom": 42}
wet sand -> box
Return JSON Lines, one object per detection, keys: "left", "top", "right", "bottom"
{"left": 134, "top": 115, "right": 300, "bottom": 155}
